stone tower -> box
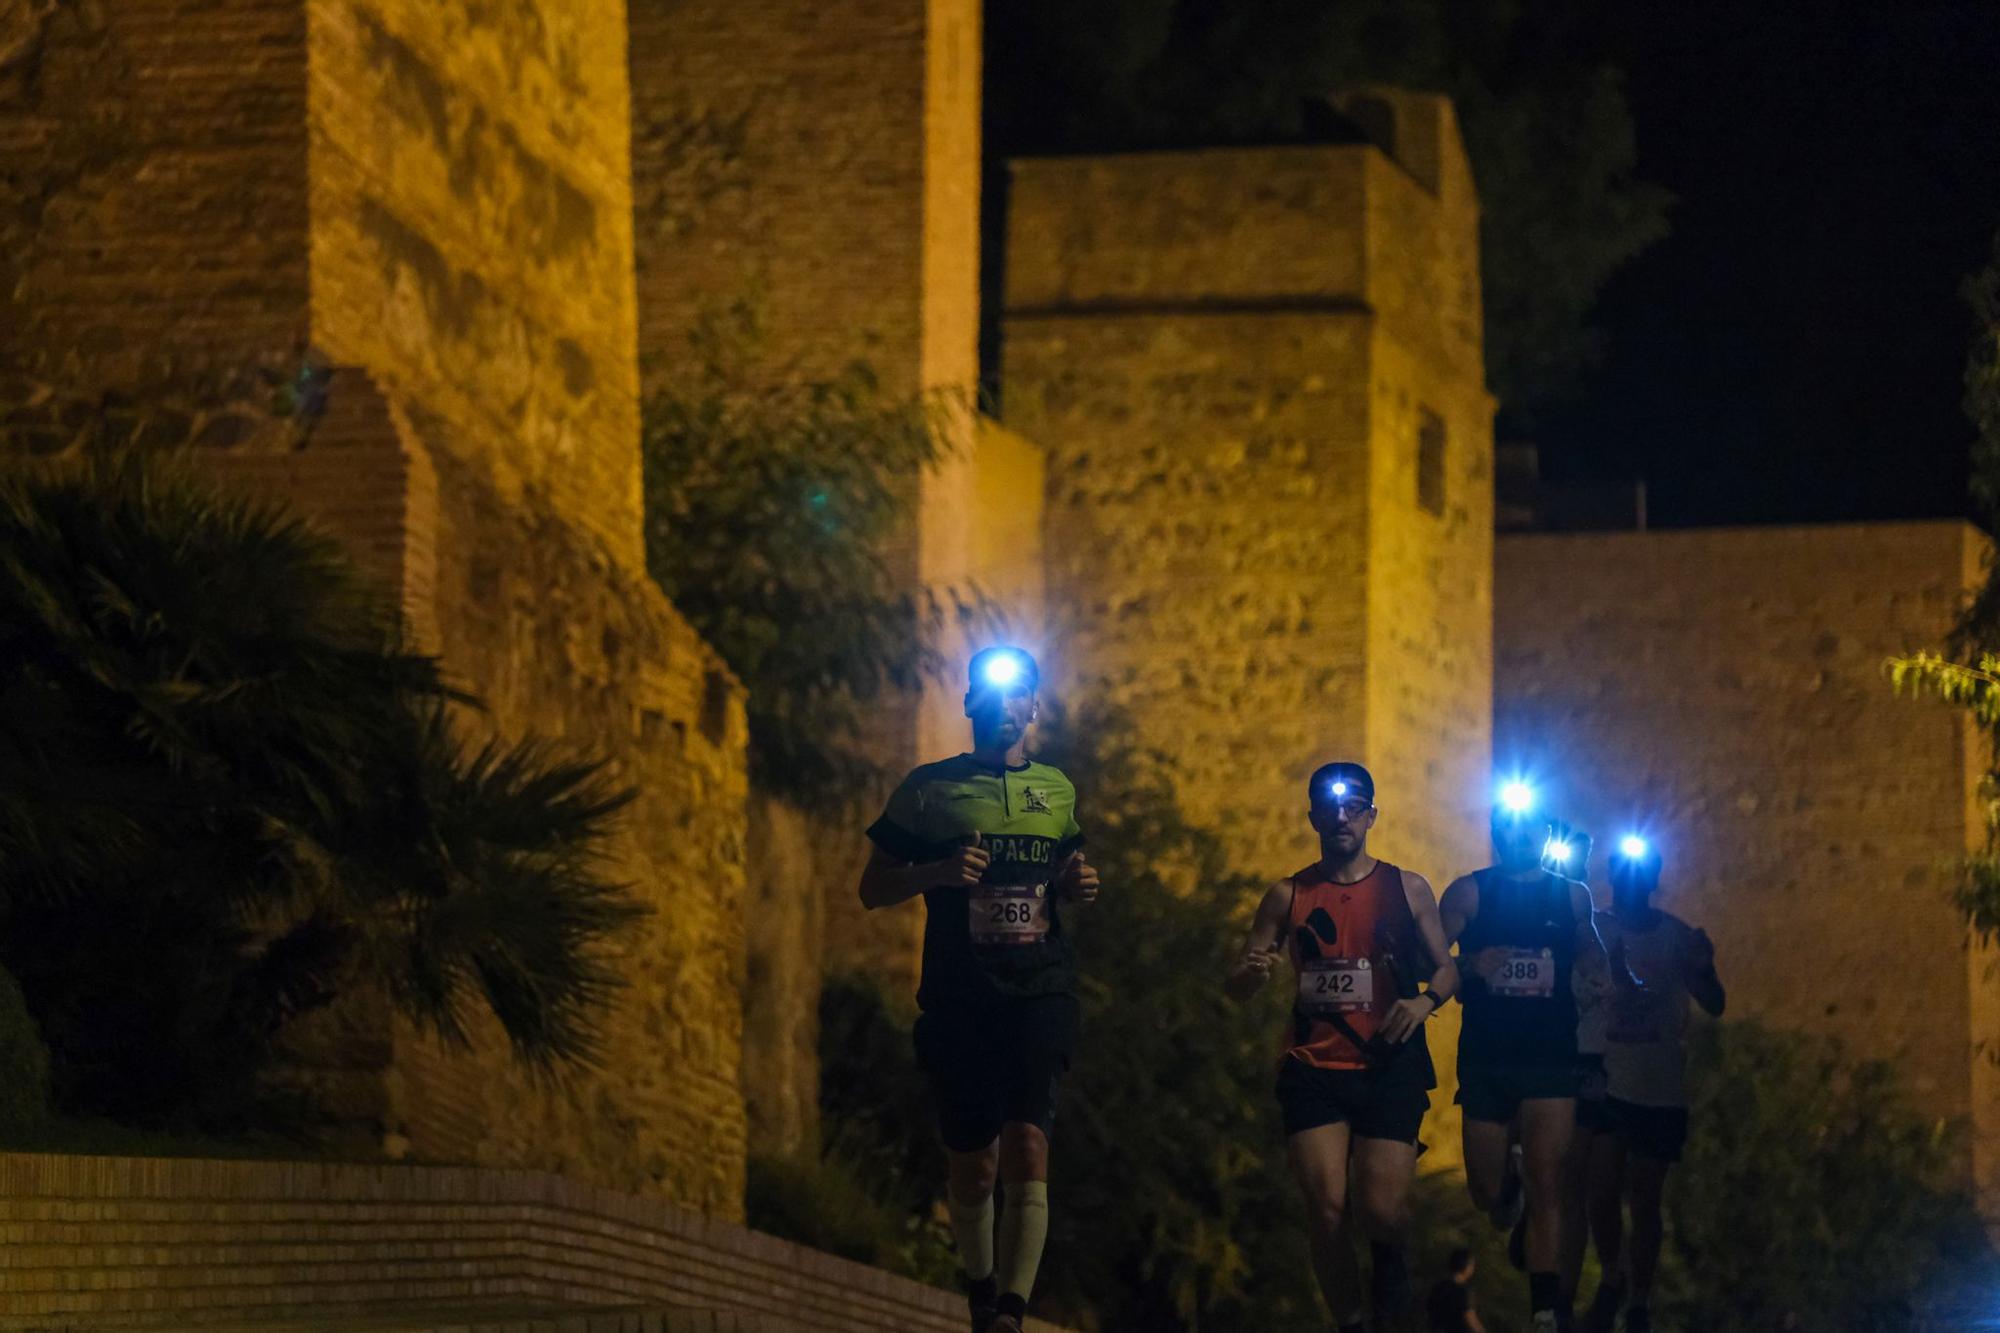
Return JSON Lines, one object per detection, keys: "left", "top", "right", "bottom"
{"left": 1000, "top": 90, "right": 1494, "bottom": 891}
{"left": 999, "top": 90, "right": 1493, "bottom": 1156}
{"left": 0, "top": 0, "right": 752, "bottom": 1217}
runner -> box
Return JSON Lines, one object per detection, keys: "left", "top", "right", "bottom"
{"left": 1581, "top": 836, "right": 1725, "bottom": 1333}
{"left": 1440, "top": 784, "right": 1615, "bottom": 1333}
{"left": 1227, "top": 762, "right": 1459, "bottom": 1333}
{"left": 857, "top": 646, "right": 1100, "bottom": 1333}
{"left": 1541, "top": 824, "right": 1620, "bottom": 1306}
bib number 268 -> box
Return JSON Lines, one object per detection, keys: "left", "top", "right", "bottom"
{"left": 969, "top": 885, "right": 1050, "bottom": 945}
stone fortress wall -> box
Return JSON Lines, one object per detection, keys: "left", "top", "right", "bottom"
{"left": 1, "top": 0, "right": 1993, "bottom": 1227}
{"left": 0, "top": 0, "right": 751, "bottom": 1218}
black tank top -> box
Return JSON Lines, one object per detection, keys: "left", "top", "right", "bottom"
{"left": 1458, "top": 869, "right": 1581, "bottom": 1068}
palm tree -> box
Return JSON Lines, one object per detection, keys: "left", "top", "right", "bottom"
{"left": 0, "top": 454, "right": 641, "bottom": 1131}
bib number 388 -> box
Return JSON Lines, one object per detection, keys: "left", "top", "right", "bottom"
{"left": 1489, "top": 947, "right": 1556, "bottom": 998}
{"left": 1297, "top": 958, "right": 1374, "bottom": 1016}
{"left": 969, "top": 884, "right": 1051, "bottom": 946}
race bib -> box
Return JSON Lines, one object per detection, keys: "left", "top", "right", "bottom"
{"left": 1489, "top": 948, "right": 1556, "bottom": 998}
{"left": 968, "top": 883, "right": 1051, "bottom": 946}
{"left": 1296, "top": 957, "right": 1375, "bottom": 1016}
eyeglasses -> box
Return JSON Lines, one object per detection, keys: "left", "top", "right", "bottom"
{"left": 1327, "top": 800, "right": 1373, "bottom": 821}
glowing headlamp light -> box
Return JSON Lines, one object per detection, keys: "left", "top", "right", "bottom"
{"left": 1330, "top": 781, "right": 1349, "bottom": 798}
{"left": 981, "top": 653, "right": 1025, "bottom": 688}
{"left": 1618, "top": 835, "right": 1650, "bottom": 860}
{"left": 1498, "top": 781, "right": 1536, "bottom": 816}
{"left": 1544, "top": 838, "right": 1572, "bottom": 864}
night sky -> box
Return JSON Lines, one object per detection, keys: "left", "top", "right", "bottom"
{"left": 1534, "top": 1, "right": 2000, "bottom": 527}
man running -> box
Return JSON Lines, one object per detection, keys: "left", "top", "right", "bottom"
{"left": 857, "top": 646, "right": 1100, "bottom": 1333}
{"left": 1581, "top": 836, "right": 1724, "bottom": 1333}
{"left": 1227, "top": 762, "right": 1459, "bottom": 1333}
{"left": 1440, "top": 784, "right": 1614, "bottom": 1333}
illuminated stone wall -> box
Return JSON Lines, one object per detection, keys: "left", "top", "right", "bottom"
{"left": 1496, "top": 522, "right": 1998, "bottom": 1206}
{"left": 0, "top": 0, "right": 311, "bottom": 371}
{"left": 1000, "top": 105, "right": 1492, "bottom": 892}
{"left": 307, "top": 0, "right": 645, "bottom": 571}
{"left": 0, "top": 0, "right": 753, "bottom": 1219}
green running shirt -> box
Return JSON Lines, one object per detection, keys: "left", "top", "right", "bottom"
{"left": 867, "top": 754, "right": 1085, "bottom": 1010}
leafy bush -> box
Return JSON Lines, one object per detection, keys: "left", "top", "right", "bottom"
{"left": 641, "top": 308, "right": 972, "bottom": 810}
{"left": 0, "top": 454, "right": 641, "bottom": 1132}
{"left": 747, "top": 1149, "right": 958, "bottom": 1287}
{"left": 1659, "top": 1021, "right": 1990, "bottom": 1333}
{"left": 0, "top": 965, "right": 50, "bottom": 1135}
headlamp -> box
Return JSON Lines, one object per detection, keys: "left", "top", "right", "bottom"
{"left": 1330, "top": 781, "right": 1348, "bottom": 798}
{"left": 982, "top": 653, "right": 1024, "bottom": 688}
{"left": 1498, "top": 781, "right": 1536, "bottom": 816}
{"left": 1618, "top": 835, "right": 1650, "bottom": 860}
{"left": 1544, "top": 838, "right": 1572, "bottom": 864}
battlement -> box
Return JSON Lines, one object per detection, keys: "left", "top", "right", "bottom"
{"left": 1004, "top": 93, "right": 1481, "bottom": 386}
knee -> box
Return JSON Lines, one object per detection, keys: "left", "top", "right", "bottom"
{"left": 1526, "top": 1155, "right": 1566, "bottom": 1204}
{"left": 999, "top": 1122, "right": 1050, "bottom": 1182}
{"left": 1304, "top": 1189, "right": 1348, "bottom": 1239}
{"left": 1625, "top": 1175, "right": 1665, "bottom": 1218}
{"left": 1355, "top": 1185, "right": 1408, "bottom": 1236}
{"left": 949, "top": 1145, "right": 999, "bottom": 1202}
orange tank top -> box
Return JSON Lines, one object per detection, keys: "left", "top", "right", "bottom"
{"left": 1281, "top": 859, "right": 1424, "bottom": 1070}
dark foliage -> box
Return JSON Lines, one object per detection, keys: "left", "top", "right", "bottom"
{"left": 0, "top": 453, "right": 640, "bottom": 1131}
{"left": 1659, "top": 1021, "right": 1990, "bottom": 1332}
{"left": 641, "top": 309, "right": 969, "bottom": 812}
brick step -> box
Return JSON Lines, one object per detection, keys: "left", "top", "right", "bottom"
{"left": 197, "top": 1305, "right": 796, "bottom": 1333}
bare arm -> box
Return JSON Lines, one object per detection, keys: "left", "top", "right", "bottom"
{"left": 1380, "top": 871, "right": 1461, "bottom": 1043}
{"left": 1438, "top": 873, "right": 1479, "bottom": 947}
{"left": 1684, "top": 924, "right": 1727, "bottom": 1016}
{"left": 1225, "top": 879, "right": 1291, "bottom": 1002}
{"left": 856, "top": 838, "right": 987, "bottom": 911}
{"left": 1439, "top": 873, "right": 1507, "bottom": 986}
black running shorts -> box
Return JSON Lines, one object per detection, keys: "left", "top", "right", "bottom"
{"left": 1275, "top": 1053, "right": 1433, "bottom": 1143}
{"left": 913, "top": 994, "right": 1080, "bottom": 1153}
{"left": 1575, "top": 1054, "right": 1618, "bottom": 1134}
{"left": 1454, "top": 1062, "right": 1578, "bottom": 1124}
{"left": 1608, "top": 1097, "right": 1690, "bottom": 1163}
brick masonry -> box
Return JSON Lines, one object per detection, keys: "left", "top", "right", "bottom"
{"left": 0, "top": 1153, "right": 1069, "bottom": 1333}
{"left": 1496, "top": 522, "right": 2000, "bottom": 1207}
